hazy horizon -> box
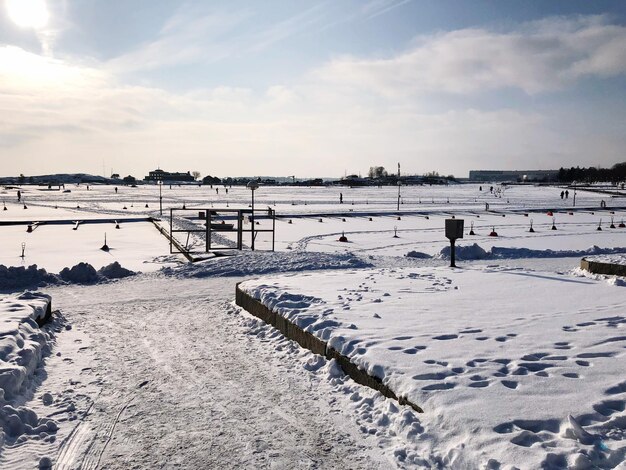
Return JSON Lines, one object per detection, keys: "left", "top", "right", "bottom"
{"left": 1, "top": 1, "right": 626, "bottom": 178}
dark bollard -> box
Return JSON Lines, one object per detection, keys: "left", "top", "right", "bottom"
{"left": 445, "top": 219, "right": 464, "bottom": 268}
{"left": 101, "top": 233, "right": 110, "bottom": 251}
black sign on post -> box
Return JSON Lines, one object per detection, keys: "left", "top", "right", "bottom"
{"left": 445, "top": 219, "right": 464, "bottom": 267}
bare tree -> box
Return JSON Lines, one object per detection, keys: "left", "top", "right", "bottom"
{"left": 368, "top": 166, "right": 387, "bottom": 179}
{"left": 192, "top": 171, "right": 201, "bottom": 180}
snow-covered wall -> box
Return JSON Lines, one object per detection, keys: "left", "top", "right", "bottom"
{"left": 0, "top": 292, "right": 59, "bottom": 449}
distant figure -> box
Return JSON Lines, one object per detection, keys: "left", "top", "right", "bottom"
{"left": 565, "top": 190, "right": 569, "bottom": 199}
{"left": 87, "top": 185, "right": 90, "bottom": 190}
{"left": 114, "top": 187, "right": 118, "bottom": 194}
{"left": 490, "top": 186, "right": 493, "bottom": 193}
{"left": 560, "top": 191, "right": 564, "bottom": 199}
{"left": 479, "top": 186, "right": 482, "bottom": 191}
{"left": 225, "top": 188, "right": 228, "bottom": 194}
{"left": 267, "top": 206, "right": 273, "bottom": 216}
{"left": 216, "top": 188, "right": 219, "bottom": 194}
{"left": 17, "top": 190, "right": 21, "bottom": 202}
{"left": 339, "top": 193, "right": 343, "bottom": 204}
{"left": 601, "top": 200, "right": 606, "bottom": 208}
{"left": 485, "top": 202, "right": 489, "bottom": 211}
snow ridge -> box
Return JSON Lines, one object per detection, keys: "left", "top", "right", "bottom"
{"left": 0, "top": 262, "right": 136, "bottom": 292}
{"left": 163, "top": 251, "right": 373, "bottom": 278}
{"left": 437, "top": 243, "right": 626, "bottom": 260}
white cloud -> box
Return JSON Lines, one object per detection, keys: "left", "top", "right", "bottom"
{"left": 2, "top": 14, "right": 626, "bottom": 179}
{"left": 107, "top": 9, "right": 251, "bottom": 73}
{"left": 317, "top": 15, "right": 626, "bottom": 95}
{"left": 107, "top": 4, "right": 332, "bottom": 74}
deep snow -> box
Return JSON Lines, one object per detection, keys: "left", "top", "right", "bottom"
{"left": 239, "top": 266, "right": 626, "bottom": 468}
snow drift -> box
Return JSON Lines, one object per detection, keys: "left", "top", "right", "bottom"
{"left": 436, "top": 243, "right": 626, "bottom": 261}
{"left": 0, "top": 262, "right": 137, "bottom": 292}
{"left": 164, "top": 251, "right": 373, "bottom": 278}
{"left": 0, "top": 292, "right": 59, "bottom": 449}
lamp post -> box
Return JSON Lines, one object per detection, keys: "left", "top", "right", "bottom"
{"left": 397, "top": 180, "right": 401, "bottom": 211}
{"left": 247, "top": 181, "right": 260, "bottom": 251}
{"left": 158, "top": 179, "right": 163, "bottom": 216}
{"left": 573, "top": 182, "right": 576, "bottom": 207}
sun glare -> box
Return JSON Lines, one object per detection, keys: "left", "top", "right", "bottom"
{"left": 6, "top": 0, "right": 49, "bottom": 29}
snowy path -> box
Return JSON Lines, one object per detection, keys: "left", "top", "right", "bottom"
{"left": 49, "top": 275, "right": 391, "bottom": 469}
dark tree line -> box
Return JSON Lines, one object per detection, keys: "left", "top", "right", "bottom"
{"left": 558, "top": 162, "right": 626, "bottom": 183}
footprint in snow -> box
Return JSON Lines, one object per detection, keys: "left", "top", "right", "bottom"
{"left": 501, "top": 380, "right": 518, "bottom": 389}
{"left": 422, "top": 382, "right": 455, "bottom": 391}
{"left": 459, "top": 328, "right": 482, "bottom": 334}
{"left": 562, "top": 372, "right": 580, "bottom": 379}
{"left": 433, "top": 334, "right": 458, "bottom": 340}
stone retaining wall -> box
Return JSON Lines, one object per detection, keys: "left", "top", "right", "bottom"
{"left": 235, "top": 284, "right": 423, "bottom": 413}
{"left": 581, "top": 258, "right": 626, "bottom": 277}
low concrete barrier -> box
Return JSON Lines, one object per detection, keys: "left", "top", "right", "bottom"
{"left": 236, "top": 284, "right": 423, "bottom": 413}
{"left": 581, "top": 258, "right": 626, "bottom": 277}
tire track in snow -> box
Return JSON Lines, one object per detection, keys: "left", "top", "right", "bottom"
{"left": 51, "top": 276, "right": 389, "bottom": 469}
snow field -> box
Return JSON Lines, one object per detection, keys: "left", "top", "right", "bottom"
{"left": 2, "top": 183, "right": 624, "bottom": 265}
{"left": 240, "top": 266, "right": 626, "bottom": 468}
{"left": 0, "top": 182, "right": 625, "bottom": 468}
{"left": 0, "top": 221, "right": 175, "bottom": 274}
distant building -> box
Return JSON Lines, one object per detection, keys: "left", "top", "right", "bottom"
{"left": 468, "top": 170, "right": 558, "bottom": 182}
{"left": 144, "top": 169, "right": 195, "bottom": 182}
{"left": 339, "top": 175, "right": 369, "bottom": 186}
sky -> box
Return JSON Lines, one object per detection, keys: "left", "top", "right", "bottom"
{"left": 0, "top": 0, "right": 625, "bottom": 179}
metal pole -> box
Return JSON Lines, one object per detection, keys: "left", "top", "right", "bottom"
{"left": 397, "top": 183, "right": 401, "bottom": 211}
{"left": 159, "top": 182, "right": 163, "bottom": 216}
{"left": 169, "top": 208, "right": 173, "bottom": 254}
{"left": 251, "top": 190, "right": 255, "bottom": 251}
{"left": 207, "top": 210, "right": 212, "bottom": 251}
{"left": 205, "top": 209, "right": 209, "bottom": 253}
{"left": 450, "top": 239, "right": 456, "bottom": 268}
{"left": 237, "top": 211, "right": 243, "bottom": 250}
{"left": 272, "top": 209, "right": 275, "bottom": 252}
{"left": 573, "top": 183, "right": 576, "bottom": 207}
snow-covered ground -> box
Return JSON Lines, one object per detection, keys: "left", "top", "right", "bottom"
{"left": 239, "top": 266, "right": 626, "bottom": 468}
{"left": 585, "top": 254, "right": 626, "bottom": 266}
{"left": 0, "top": 183, "right": 624, "bottom": 468}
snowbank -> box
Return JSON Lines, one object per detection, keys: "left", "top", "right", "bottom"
{"left": 0, "top": 265, "right": 58, "bottom": 291}
{"left": 164, "top": 251, "right": 372, "bottom": 278}
{"left": 0, "top": 262, "right": 137, "bottom": 292}
{"left": 97, "top": 261, "right": 136, "bottom": 279}
{"left": 0, "top": 292, "right": 59, "bottom": 448}
{"left": 438, "top": 243, "right": 488, "bottom": 260}
{"left": 435, "top": 243, "right": 626, "bottom": 260}
{"left": 59, "top": 262, "right": 100, "bottom": 284}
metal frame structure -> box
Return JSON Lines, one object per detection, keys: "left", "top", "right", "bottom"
{"left": 168, "top": 207, "right": 276, "bottom": 255}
